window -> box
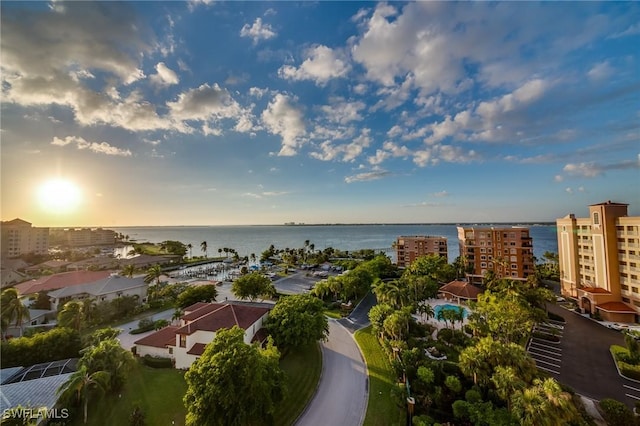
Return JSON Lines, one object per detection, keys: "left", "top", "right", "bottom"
{"left": 510, "top": 256, "right": 517, "bottom": 262}
{"left": 481, "top": 255, "right": 486, "bottom": 261}
{"left": 169, "top": 347, "right": 173, "bottom": 354}
{"left": 633, "top": 287, "right": 639, "bottom": 294}
{"left": 510, "top": 248, "right": 517, "bottom": 254}
{"left": 179, "top": 335, "right": 186, "bottom": 348}
{"left": 481, "top": 262, "right": 487, "bottom": 268}
{"left": 511, "top": 264, "right": 518, "bottom": 269}
{"left": 593, "top": 212, "right": 599, "bottom": 225}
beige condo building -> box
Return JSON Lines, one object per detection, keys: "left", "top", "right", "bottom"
{"left": 395, "top": 236, "right": 448, "bottom": 268}
{"left": 457, "top": 226, "right": 535, "bottom": 284}
{"left": 557, "top": 201, "right": 640, "bottom": 323}
{"left": 1, "top": 219, "right": 49, "bottom": 258}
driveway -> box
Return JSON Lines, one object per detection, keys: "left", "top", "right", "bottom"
{"left": 339, "top": 292, "right": 376, "bottom": 333}
{"left": 116, "top": 308, "right": 175, "bottom": 350}
{"left": 296, "top": 320, "right": 368, "bottom": 426}
{"left": 546, "top": 304, "right": 632, "bottom": 406}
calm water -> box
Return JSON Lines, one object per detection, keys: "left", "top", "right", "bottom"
{"left": 434, "top": 304, "right": 470, "bottom": 319}
{"left": 109, "top": 224, "right": 558, "bottom": 263}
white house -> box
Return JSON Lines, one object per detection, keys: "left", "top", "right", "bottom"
{"left": 134, "top": 302, "right": 271, "bottom": 369}
{"left": 47, "top": 274, "right": 148, "bottom": 310}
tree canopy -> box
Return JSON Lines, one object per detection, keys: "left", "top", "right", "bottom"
{"left": 176, "top": 285, "right": 218, "bottom": 309}
{"left": 267, "top": 294, "right": 329, "bottom": 349}
{"left": 232, "top": 272, "right": 275, "bottom": 302}
{"left": 184, "top": 326, "right": 286, "bottom": 426}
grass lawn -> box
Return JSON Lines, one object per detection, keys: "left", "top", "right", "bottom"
{"left": 354, "top": 326, "right": 405, "bottom": 426}
{"left": 273, "top": 342, "right": 323, "bottom": 425}
{"left": 75, "top": 361, "right": 187, "bottom": 426}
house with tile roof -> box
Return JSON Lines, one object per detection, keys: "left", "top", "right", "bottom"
{"left": 438, "top": 280, "right": 482, "bottom": 303}
{"left": 14, "top": 270, "right": 111, "bottom": 296}
{"left": 47, "top": 274, "right": 148, "bottom": 310}
{"left": 134, "top": 302, "right": 271, "bottom": 369}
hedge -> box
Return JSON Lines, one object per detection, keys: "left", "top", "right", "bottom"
{"left": 0, "top": 327, "right": 82, "bottom": 368}
{"left": 599, "top": 398, "right": 635, "bottom": 426}
{"left": 142, "top": 355, "right": 173, "bottom": 368}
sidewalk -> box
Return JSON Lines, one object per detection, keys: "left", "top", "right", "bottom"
{"left": 579, "top": 395, "right": 607, "bottom": 426}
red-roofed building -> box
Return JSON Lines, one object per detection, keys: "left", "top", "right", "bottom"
{"left": 438, "top": 280, "right": 482, "bottom": 303}
{"left": 14, "top": 271, "right": 111, "bottom": 296}
{"left": 134, "top": 302, "right": 271, "bottom": 369}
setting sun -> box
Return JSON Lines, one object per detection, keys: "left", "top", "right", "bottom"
{"left": 37, "top": 179, "right": 82, "bottom": 214}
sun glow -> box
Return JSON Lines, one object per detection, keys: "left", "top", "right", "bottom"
{"left": 37, "top": 179, "right": 82, "bottom": 214}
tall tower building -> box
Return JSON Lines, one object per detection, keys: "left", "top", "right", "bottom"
{"left": 457, "top": 226, "right": 534, "bottom": 284}
{"left": 395, "top": 236, "right": 448, "bottom": 268}
{"left": 557, "top": 201, "right": 639, "bottom": 322}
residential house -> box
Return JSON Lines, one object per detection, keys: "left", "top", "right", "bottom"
{"left": 134, "top": 302, "right": 271, "bottom": 369}
{"left": 14, "top": 271, "right": 111, "bottom": 297}
{"left": 47, "top": 274, "right": 148, "bottom": 310}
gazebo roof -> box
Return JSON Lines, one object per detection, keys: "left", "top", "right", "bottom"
{"left": 438, "top": 280, "right": 482, "bottom": 300}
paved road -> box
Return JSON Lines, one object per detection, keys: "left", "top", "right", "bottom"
{"left": 546, "top": 304, "right": 632, "bottom": 406}
{"left": 296, "top": 320, "right": 368, "bottom": 426}
{"left": 339, "top": 292, "right": 376, "bottom": 333}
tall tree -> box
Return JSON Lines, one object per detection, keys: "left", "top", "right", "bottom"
{"left": 176, "top": 285, "right": 218, "bottom": 309}
{"left": 267, "top": 294, "right": 329, "bottom": 350}
{"left": 57, "top": 365, "right": 110, "bottom": 424}
{"left": 121, "top": 264, "right": 136, "bottom": 278}
{"left": 201, "top": 241, "right": 208, "bottom": 258}
{"left": 511, "top": 378, "right": 578, "bottom": 426}
{"left": 58, "top": 301, "right": 85, "bottom": 331}
{"left": 232, "top": 272, "right": 275, "bottom": 302}
{"left": 184, "top": 326, "right": 286, "bottom": 426}
{"left": 144, "top": 265, "right": 163, "bottom": 285}
{"left": 1, "top": 288, "right": 30, "bottom": 337}
{"left": 79, "top": 338, "right": 135, "bottom": 392}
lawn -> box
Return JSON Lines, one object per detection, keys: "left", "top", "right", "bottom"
{"left": 75, "top": 361, "right": 187, "bottom": 426}
{"left": 354, "top": 326, "right": 405, "bottom": 426}
{"left": 273, "top": 342, "right": 323, "bottom": 425}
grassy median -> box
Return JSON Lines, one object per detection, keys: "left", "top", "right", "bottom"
{"left": 354, "top": 325, "right": 405, "bottom": 426}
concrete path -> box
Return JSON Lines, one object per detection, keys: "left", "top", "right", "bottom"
{"left": 116, "top": 308, "right": 175, "bottom": 350}
{"left": 296, "top": 320, "right": 368, "bottom": 426}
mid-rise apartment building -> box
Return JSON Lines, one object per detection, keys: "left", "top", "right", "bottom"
{"left": 395, "top": 236, "right": 448, "bottom": 267}
{"left": 457, "top": 226, "right": 534, "bottom": 284}
{"left": 557, "top": 201, "right": 639, "bottom": 323}
{"left": 1, "top": 219, "right": 50, "bottom": 258}
{"left": 49, "top": 228, "right": 117, "bottom": 247}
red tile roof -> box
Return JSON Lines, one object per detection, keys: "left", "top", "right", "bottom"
{"left": 186, "top": 343, "right": 207, "bottom": 356}
{"left": 15, "top": 271, "right": 111, "bottom": 295}
{"left": 133, "top": 326, "right": 179, "bottom": 348}
{"left": 176, "top": 303, "right": 270, "bottom": 335}
{"left": 182, "top": 303, "right": 225, "bottom": 321}
{"left": 438, "top": 280, "right": 482, "bottom": 300}
{"left": 597, "top": 302, "right": 637, "bottom": 313}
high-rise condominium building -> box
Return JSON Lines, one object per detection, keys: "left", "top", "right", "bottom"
{"left": 395, "top": 236, "right": 448, "bottom": 268}
{"left": 1, "top": 219, "right": 50, "bottom": 258}
{"left": 457, "top": 226, "right": 534, "bottom": 284}
{"left": 49, "top": 228, "right": 117, "bottom": 247}
{"left": 556, "top": 201, "right": 640, "bottom": 323}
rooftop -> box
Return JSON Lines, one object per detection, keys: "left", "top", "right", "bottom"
{"left": 15, "top": 270, "right": 111, "bottom": 295}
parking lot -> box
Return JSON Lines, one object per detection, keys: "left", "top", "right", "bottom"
{"left": 527, "top": 320, "right": 564, "bottom": 376}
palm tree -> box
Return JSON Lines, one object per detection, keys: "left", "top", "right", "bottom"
{"left": 1, "top": 288, "right": 31, "bottom": 337}
{"left": 121, "top": 264, "right": 136, "bottom": 278}
{"left": 58, "top": 301, "right": 84, "bottom": 331}
{"left": 417, "top": 303, "right": 435, "bottom": 322}
{"left": 144, "top": 265, "right": 163, "bottom": 285}
{"left": 201, "top": 241, "right": 208, "bottom": 258}
{"left": 57, "top": 365, "right": 110, "bottom": 424}
{"left": 172, "top": 308, "right": 183, "bottom": 325}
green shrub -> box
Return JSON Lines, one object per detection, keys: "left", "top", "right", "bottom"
{"left": 0, "top": 327, "right": 81, "bottom": 368}
{"left": 142, "top": 355, "right": 173, "bottom": 368}
{"left": 619, "top": 362, "right": 640, "bottom": 381}
{"left": 599, "top": 398, "right": 634, "bottom": 426}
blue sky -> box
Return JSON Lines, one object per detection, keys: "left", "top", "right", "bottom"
{"left": 1, "top": 1, "right": 639, "bottom": 226}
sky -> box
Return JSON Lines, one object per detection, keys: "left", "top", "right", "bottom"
{"left": 1, "top": 1, "right": 639, "bottom": 227}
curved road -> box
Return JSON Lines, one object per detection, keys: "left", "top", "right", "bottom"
{"left": 296, "top": 320, "right": 368, "bottom": 426}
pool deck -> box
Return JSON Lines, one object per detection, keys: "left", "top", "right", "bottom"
{"left": 414, "top": 298, "right": 472, "bottom": 333}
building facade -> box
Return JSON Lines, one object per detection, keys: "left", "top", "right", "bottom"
{"left": 0, "top": 219, "right": 49, "bottom": 258}
{"left": 557, "top": 201, "right": 639, "bottom": 322}
{"left": 457, "top": 226, "right": 534, "bottom": 284}
{"left": 49, "top": 228, "right": 117, "bottom": 247}
{"left": 395, "top": 236, "right": 448, "bottom": 267}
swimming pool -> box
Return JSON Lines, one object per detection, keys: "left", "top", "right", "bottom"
{"left": 433, "top": 303, "right": 469, "bottom": 320}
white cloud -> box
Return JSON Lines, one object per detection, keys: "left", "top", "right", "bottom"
{"left": 562, "top": 162, "right": 602, "bottom": 178}
{"left": 261, "top": 93, "right": 306, "bottom": 156}
{"left": 432, "top": 190, "right": 449, "bottom": 197}
{"left": 587, "top": 61, "right": 614, "bottom": 81}
{"left": 240, "top": 18, "right": 276, "bottom": 44}
{"left": 311, "top": 128, "right": 372, "bottom": 162}
{"left": 413, "top": 144, "right": 478, "bottom": 167}
{"left": 344, "top": 168, "right": 391, "bottom": 183}
{"left": 51, "top": 136, "right": 132, "bottom": 156}
{"left": 278, "top": 45, "right": 351, "bottom": 86}
{"left": 150, "top": 62, "right": 179, "bottom": 87}
{"left": 321, "top": 99, "right": 366, "bottom": 124}
{"left": 167, "top": 83, "right": 242, "bottom": 122}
